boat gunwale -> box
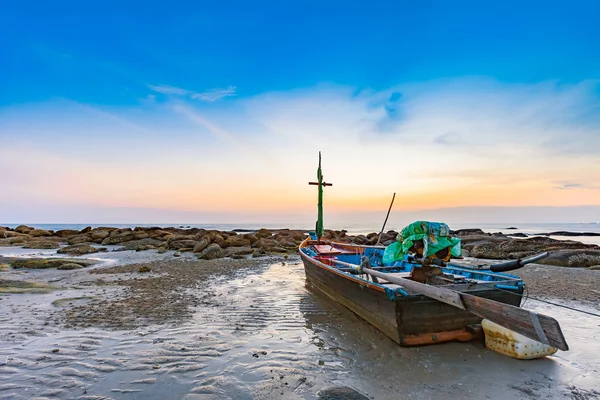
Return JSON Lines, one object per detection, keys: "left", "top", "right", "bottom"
{"left": 298, "top": 237, "right": 523, "bottom": 299}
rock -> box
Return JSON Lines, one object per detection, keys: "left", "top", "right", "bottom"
{"left": 253, "top": 238, "right": 277, "bottom": 250}
{"left": 508, "top": 233, "right": 528, "bottom": 238}
{"left": 0, "top": 236, "right": 28, "bottom": 246}
{"left": 138, "top": 265, "right": 151, "bottom": 273}
{"left": 101, "top": 229, "right": 135, "bottom": 244}
{"left": 68, "top": 234, "right": 93, "bottom": 245}
{"left": 223, "top": 236, "right": 251, "bottom": 248}
{"left": 567, "top": 254, "right": 600, "bottom": 268}
{"left": 588, "top": 265, "right": 600, "bottom": 270}
{"left": 11, "top": 258, "right": 96, "bottom": 269}
{"left": 79, "top": 226, "right": 93, "bottom": 234}
{"left": 57, "top": 244, "right": 100, "bottom": 256}
{"left": 452, "top": 228, "right": 486, "bottom": 236}
{"left": 157, "top": 246, "right": 167, "bottom": 254}
{"left": 252, "top": 249, "right": 266, "bottom": 258}
{"left": 11, "top": 259, "right": 53, "bottom": 269}
{"left": 470, "top": 243, "right": 506, "bottom": 259}
{"left": 167, "top": 239, "right": 199, "bottom": 251}
{"left": 29, "top": 229, "right": 52, "bottom": 237}
{"left": 120, "top": 238, "right": 164, "bottom": 251}
{"left": 136, "top": 244, "right": 157, "bottom": 251}
{"left": 23, "top": 241, "right": 60, "bottom": 249}
{"left": 193, "top": 239, "right": 209, "bottom": 253}
{"left": 199, "top": 244, "right": 224, "bottom": 260}
{"left": 225, "top": 246, "right": 253, "bottom": 257}
{"left": 57, "top": 263, "right": 84, "bottom": 270}
{"left": 318, "top": 386, "right": 369, "bottom": 400}
{"left": 212, "top": 234, "right": 225, "bottom": 247}
{"left": 133, "top": 231, "right": 150, "bottom": 240}
{"left": 270, "top": 246, "right": 288, "bottom": 253}
{"left": 54, "top": 229, "right": 80, "bottom": 238}
{"left": 255, "top": 229, "right": 272, "bottom": 239}
{"left": 90, "top": 229, "right": 110, "bottom": 241}
{"left": 15, "top": 225, "right": 34, "bottom": 234}
{"left": 243, "top": 234, "right": 258, "bottom": 245}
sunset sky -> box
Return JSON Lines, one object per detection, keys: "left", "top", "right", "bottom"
{"left": 1, "top": 1, "right": 599, "bottom": 224}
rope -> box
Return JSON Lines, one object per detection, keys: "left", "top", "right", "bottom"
{"left": 473, "top": 281, "right": 600, "bottom": 319}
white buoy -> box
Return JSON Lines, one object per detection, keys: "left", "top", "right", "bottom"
{"left": 482, "top": 319, "right": 558, "bottom": 359}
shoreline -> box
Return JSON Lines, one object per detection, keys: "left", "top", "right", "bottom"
{"left": 2, "top": 229, "right": 600, "bottom": 399}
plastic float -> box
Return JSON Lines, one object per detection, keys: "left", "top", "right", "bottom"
{"left": 482, "top": 319, "right": 558, "bottom": 359}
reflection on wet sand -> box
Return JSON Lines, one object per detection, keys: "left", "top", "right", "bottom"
{"left": 0, "top": 261, "right": 599, "bottom": 399}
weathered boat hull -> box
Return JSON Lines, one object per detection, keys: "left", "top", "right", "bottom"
{"left": 300, "top": 249, "right": 522, "bottom": 346}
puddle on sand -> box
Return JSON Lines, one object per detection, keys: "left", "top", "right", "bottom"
{"left": 1, "top": 261, "right": 599, "bottom": 400}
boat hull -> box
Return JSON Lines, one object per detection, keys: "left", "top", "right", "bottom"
{"left": 301, "top": 252, "right": 522, "bottom": 346}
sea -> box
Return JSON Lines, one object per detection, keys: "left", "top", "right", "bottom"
{"left": 3, "top": 222, "right": 600, "bottom": 245}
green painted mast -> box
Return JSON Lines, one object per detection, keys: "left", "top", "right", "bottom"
{"left": 309, "top": 151, "right": 332, "bottom": 239}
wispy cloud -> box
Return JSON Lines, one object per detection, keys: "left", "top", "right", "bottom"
{"left": 149, "top": 84, "right": 236, "bottom": 102}
{"left": 553, "top": 183, "right": 598, "bottom": 190}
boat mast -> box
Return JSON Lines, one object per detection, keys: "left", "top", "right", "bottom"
{"left": 308, "top": 151, "right": 332, "bottom": 239}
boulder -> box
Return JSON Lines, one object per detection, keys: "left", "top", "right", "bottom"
{"left": 23, "top": 241, "right": 60, "bottom": 249}
{"left": 199, "top": 244, "right": 224, "bottom": 260}
{"left": 15, "top": 225, "right": 34, "bottom": 234}
{"left": 255, "top": 229, "right": 272, "bottom": 239}
{"left": 193, "top": 239, "right": 210, "bottom": 253}
{"left": 470, "top": 243, "right": 506, "bottom": 259}
{"left": 58, "top": 244, "right": 101, "bottom": 256}
{"left": 133, "top": 231, "right": 150, "bottom": 240}
{"left": 135, "top": 245, "right": 157, "bottom": 252}
{"left": 270, "top": 246, "right": 288, "bottom": 253}
{"left": 243, "top": 234, "right": 258, "bottom": 245}
{"left": 79, "top": 226, "right": 93, "bottom": 234}
{"left": 148, "top": 230, "right": 172, "bottom": 239}
{"left": 54, "top": 229, "right": 81, "bottom": 238}
{"left": 253, "top": 238, "right": 277, "bottom": 250}
{"left": 68, "top": 234, "right": 93, "bottom": 245}
{"left": 29, "top": 229, "right": 52, "bottom": 237}
{"left": 120, "top": 238, "right": 164, "bottom": 251}
{"left": 452, "top": 228, "right": 486, "bottom": 236}
{"left": 101, "top": 230, "right": 135, "bottom": 244}
{"left": 167, "top": 239, "right": 199, "bottom": 250}
{"left": 11, "top": 259, "right": 54, "bottom": 269}
{"left": 57, "top": 263, "right": 84, "bottom": 270}
{"left": 90, "top": 229, "right": 110, "bottom": 240}
{"left": 588, "top": 265, "right": 600, "bottom": 271}
{"left": 4, "top": 231, "right": 27, "bottom": 238}
{"left": 11, "top": 258, "right": 95, "bottom": 269}
{"left": 212, "top": 234, "right": 225, "bottom": 247}
{"left": 223, "top": 236, "right": 251, "bottom": 248}
{"left": 1, "top": 236, "right": 28, "bottom": 246}
{"left": 252, "top": 248, "right": 266, "bottom": 258}
{"left": 225, "top": 246, "right": 253, "bottom": 257}
{"left": 567, "top": 253, "right": 600, "bottom": 268}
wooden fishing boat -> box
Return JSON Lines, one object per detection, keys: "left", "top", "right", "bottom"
{"left": 300, "top": 238, "right": 524, "bottom": 345}
{"left": 300, "top": 152, "right": 569, "bottom": 350}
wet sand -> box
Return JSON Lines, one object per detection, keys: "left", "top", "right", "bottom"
{"left": 0, "top": 248, "right": 599, "bottom": 399}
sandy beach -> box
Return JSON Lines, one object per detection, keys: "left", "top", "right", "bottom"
{"left": 1, "top": 227, "right": 600, "bottom": 399}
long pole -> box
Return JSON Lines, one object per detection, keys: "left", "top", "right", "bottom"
{"left": 376, "top": 192, "right": 396, "bottom": 245}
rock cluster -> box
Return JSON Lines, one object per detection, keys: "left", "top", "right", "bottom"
{"left": 1, "top": 225, "right": 599, "bottom": 269}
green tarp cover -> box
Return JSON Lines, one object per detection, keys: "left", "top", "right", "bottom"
{"left": 383, "top": 221, "right": 461, "bottom": 265}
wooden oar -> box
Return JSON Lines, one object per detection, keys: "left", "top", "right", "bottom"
{"left": 332, "top": 259, "right": 569, "bottom": 351}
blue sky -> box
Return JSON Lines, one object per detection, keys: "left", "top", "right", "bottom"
{"left": 3, "top": 1, "right": 599, "bottom": 105}
{"left": 1, "top": 1, "right": 599, "bottom": 223}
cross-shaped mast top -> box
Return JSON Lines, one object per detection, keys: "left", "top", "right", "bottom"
{"left": 308, "top": 151, "right": 332, "bottom": 239}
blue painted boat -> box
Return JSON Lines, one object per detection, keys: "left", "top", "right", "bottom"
{"left": 299, "top": 238, "right": 526, "bottom": 345}
{"left": 299, "top": 153, "right": 568, "bottom": 350}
